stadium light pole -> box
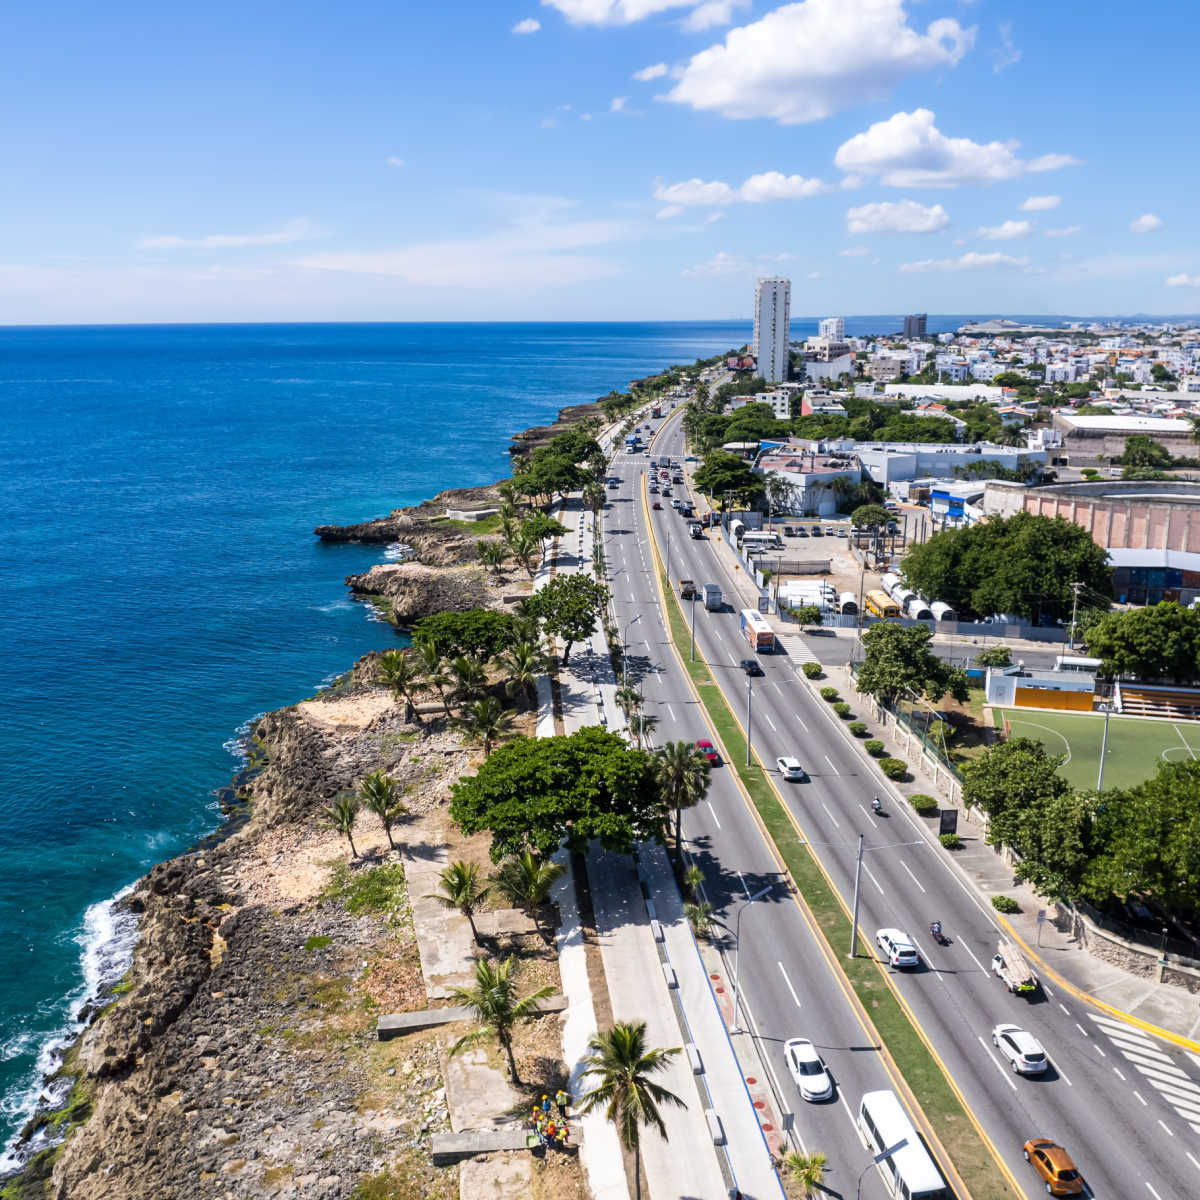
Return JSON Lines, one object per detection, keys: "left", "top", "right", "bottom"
{"left": 1096, "top": 702, "right": 1113, "bottom": 791}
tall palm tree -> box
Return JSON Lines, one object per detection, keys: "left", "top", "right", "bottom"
{"left": 358, "top": 770, "right": 407, "bottom": 850}
{"left": 783, "top": 1150, "right": 827, "bottom": 1198}
{"left": 377, "top": 648, "right": 423, "bottom": 722}
{"left": 683, "top": 900, "right": 713, "bottom": 940}
{"left": 654, "top": 741, "right": 711, "bottom": 853}
{"left": 427, "top": 860, "right": 490, "bottom": 945}
{"left": 577, "top": 1021, "right": 684, "bottom": 1200}
{"left": 503, "top": 641, "right": 543, "bottom": 707}
{"left": 449, "top": 654, "right": 488, "bottom": 708}
{"left": 448, "top": 957, "right": 554, "bottom": 1084}
{"left": 582, "top": 481, "right": 607, "bottom": 520}
{"left": 416, "top": 640, "right": 452, "bottom": 716}
{"left": 491, "top": 851, "right": 564, "bottom": 941}
{"left": 476, "top": 539, "right": 508, "bottom": 579}
{"left": 324, "top": 794, "right": 360, "bottom": 859}
{"left": 507, "top": 529, "right": 539, "bottom": 578}
{"left": 628, "top": 711, "right": 658, "bottom": 751}
{"left": 455, "top": 696, "right": 514, "bottom": 758}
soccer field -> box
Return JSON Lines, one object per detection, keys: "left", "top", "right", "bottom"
{"left": 992, "top": 707, "right": 1200, "bottom": 791}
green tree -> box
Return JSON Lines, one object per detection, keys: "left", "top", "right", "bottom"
{"left": 427, "top": 860, "right": 490, "bottom": 945}
{"left": 507, "top": 529, "right": 539, "bottom": 578}
{"left": 491, "top": 850, "right": 565, "bottom": 941}
{"left": 520, "top": 512, "right": 569, "bottom": 549}
{"left": 524, "top": 573, "right": 609, "bottom": 666}
{"left": 851, "top": 504, "right": 892, "bottom": 530}
{"left": 503, "top": 641, "right": 543, "bottom": 706}
{"left": 576, "top": 1021, "right": 684, "bottom": 1200}
{"left": 783, "top": 1150, "right": 828, "bottom": 1199}
{"left": 654, "top": 740, "right": 712, "bottom": 854}
{"left": 358, "top": 770, "right": 407, "bottom": 850}
{"left": 477, "top": 540, "right": 508, "bottom": 579}
{"left": 961, "top": 736, "right": 1072, "bottom": 838}
{"left": 412, "top": 609, "right": 517, "bottom": 662}
{"left": 790, "top": 603, "right": 823, "bottom": 629}
{"left": 448, "top": 957, "right": 554, "bottom": 1084}
{"left": 448, "top": 654, "right": 489, "bottom": 708}
{"left": 1151, "top": 362, "right": 1177, "bottom": 383}
{"left": 614, "top": 683, "right": 643, "bottom": 724}
{"left": 974, "top": 646, "right": 1012, "bottom": 668}
{"left": 856, "top": 623, "right": 969, "bottom": 707}
{"left": 456, "top": 695, "right": 515, "bottom": 757}
{"left": 450, "top": 727, "right": 663, "bottom": 861}
{"left": 692, "top": 452, "right": 765, "bottom": 510}
{"left": 325, "top": 794, "right": 361, "bottom": 859}
{"left": 683, "top": 900, "right": 713, "bottom": 939}
{"left": 1082, "top": 602, "right": 1200, "bottom": 683}
{"left": 582, "top": 481, "right": 607, "bottom": 520}
{"left": 1118, "top": 434, "right": 1172, "bottom": 469}
{"left": 416, "top": 640, "right": 453, "bottom": 715}
{"left": 376, "top": 648, "right": 423, "bottom": 722}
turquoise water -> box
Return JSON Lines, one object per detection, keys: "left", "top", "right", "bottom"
{"left": 0, "top": 320, "right": 755, "bottom": 1158}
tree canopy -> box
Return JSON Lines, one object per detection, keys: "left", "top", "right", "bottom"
{"left": 851, "top": 504, "right": 892, "bottom": 529}
{"left": 900, "top": 512, "right": 1111, "bottom": 622}
{"left": 523, "top": 573, "right": 609, "bottom": 665}
{"left": 692, "top": 453, "right": 765, "bottom": 510}
{"left": 855, "top": 623, "right": 968, "bottom": 706}
{"left": 412, "top": 608, "right": 517, "bottom": 662}
{"left": 1118, "top": 434, "right": 1172, "bottom": 468}
{"left": 1082, "top": 601, "right": 1200, "bottom": 684}
{"left": 449, "top": 727, "right": 664, "bottom": 860}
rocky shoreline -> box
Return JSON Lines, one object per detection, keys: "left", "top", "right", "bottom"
{"left": 0, "top": 394, "right": 621, "bottom": 1200}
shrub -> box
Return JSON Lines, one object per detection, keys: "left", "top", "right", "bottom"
{"left": 908, "top": 792, "right": 938, "bottom": 815}
{"left": 879, "top": 757, "right": 908, "bottom": 779}
{"left": 304, "top": 935, "right": 333, "bottom": 952}
{"left": 819, "top": 687, "right": 840, "bottom": 702}
{"left": 848, "top": 721, "right": 868, "bottom": 737}
{"left": 864, "top": 739, "right": 885, "bottom": 757}
{"left": 833, "top": 702, "right": 852, "bottom": 718}
{"left": 991, "top": 894, "right": 1021, "bottom": 914}
{"left": 801, "top": 661, "right": 823, "bottom": 680}
{"left": 939, "top": 833, "right": 961, "bottom": 850}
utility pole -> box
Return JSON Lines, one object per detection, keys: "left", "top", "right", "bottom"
{"left": 1068, "top": 580, "right": 1083, "bottom": 650}
{"left": 849, "top": 833, "right": 865, "bottom": 959}
{"left": 745, "top": 673, "right": 754, "bottom": 767}
{"left": 690, "top": 590, "right": 697, "bottom": 661}
{"left": 1097, "top": 702, "right": 1113, "bottom": 791}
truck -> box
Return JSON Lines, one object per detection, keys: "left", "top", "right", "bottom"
{"left": 991, "top": 939, "right": 1039, "bottom": 995}
{"left": 625, "top": 433, "right": 641, "bottom": 450}
{"left": 651, "top": 405, "right": 662, "bottom": 419}
{"left": 688, "top": 521, "right": 703, "bottom": 539}
{"left": 703, "top": 583, "right": 722, "bottom": 611}
{"left": 678, "top": 579, "right": 697, "bottom": 599}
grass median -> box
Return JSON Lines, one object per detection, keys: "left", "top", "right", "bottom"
{"left": 657, "top": 567, "right": 1016, "bottom": 1200}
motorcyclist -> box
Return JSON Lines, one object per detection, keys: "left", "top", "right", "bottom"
{"left": 930, "top": 920, "right": 943, "bottom": 939}
{"left": 871, "top": 796, "right": 883, "bottom": 813}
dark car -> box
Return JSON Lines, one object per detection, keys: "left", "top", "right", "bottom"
{"left": 811, "top": 525, "right": 823, "bottom": 536}
{"left": 652, "top": 500, "right": 662, "bottom": 509}
{"left": 782, "top": 525, "right": 796, "bottom": 537}
{"left": 795, "top": 527, "right": 809, "bottom": 537}
{"left": 739, "top": 659, "right": 764, "bottom": 676}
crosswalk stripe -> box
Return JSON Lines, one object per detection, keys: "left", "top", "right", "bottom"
{"left": 1089, "top": 1015, "right": 1158, "bottom": 1046}
{"left": 1107, "top": 1036, "right": 1175, "bottom": 1063}
{"left": 1156, "top": 1087, "right": 1200, "bottom": 1114}
{"left": 1128, "top": 1056, "right": 1192, "bottom": 1082}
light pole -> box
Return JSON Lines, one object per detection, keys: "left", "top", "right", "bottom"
{"left": 745, "top": 672, "right": 754, "bottom": 767}
{"left": 665, "top": 525, "right": 671, "bottom": 584}
{"left": 730, "top": 883, "right": 773, "bottom": 1034}
{"left": 622, "top": 613, "right": 641, "bottom": 688}
{"left": 1096, "top": 702, "right": 1112, "bottom": 791}
{"left": 690, "top": 590, "right": 697, "bottom": 662}
{"left": 850, "top": 833, "right": 865, "bottom": 958}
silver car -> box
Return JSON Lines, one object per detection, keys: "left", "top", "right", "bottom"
{"left": 992, "top": 1023, "right": 1048, "bottom": 1074}
{"left": 784, "top": 1038, "right": 834, "bottom": 1102}
{"left": 776, "top": 755, "right": 808, "bottom": 781}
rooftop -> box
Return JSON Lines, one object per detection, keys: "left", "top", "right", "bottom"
{"left": 1056, "top": 413, "right": 1193, "bottom": 433}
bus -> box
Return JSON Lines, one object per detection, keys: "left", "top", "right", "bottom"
{"left": 858, "top": 1090, "right": 950, "bottom": 1200}
{"left": 1054, "top": 655, "right": 1102, "bottom": 674}
{"left": 738, "top": 609, "right": 776, "bottom": 653}
{"left": 865, "top": 589, "right": 900, "bottom": 619}
{"left": 742, "top": 531, "right": 783, "bottom": 552}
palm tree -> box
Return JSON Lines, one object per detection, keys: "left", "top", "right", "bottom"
{"left": 456, "top": 696, "right": 514, "bottom": 757}
{"left": 614, "top": 683, "right": 643, "bottom": 724}
{"left": 491, "top": 851, "right": 564, "bottom": 940}
{"left": 449, "top": 654, "right": 488, "bottom": 708}
{"left": 683, "top": 900, "right": 713, "bottom": 940}
{"left": 416, "top": 640, "right": 453, "bottom": 715}
{"left": 448, "top": 957, "right": 554, "bottom": 1084}
{"left": 477, "top": 539, "right": 508, "bottom": 579}
{"left": 507, "top": 529, "right": 539, "bottom": 578}
{"left": 377, "top": 648, "right": 423, "bottom": 722}
{"left": 783, "top": 1150, "right": 827, "bottom": 1198}
{"left": 682, "top": 864, "right": 703, "bottom": 898}
{"left": 324, "top": 794, "right": 361, "bottom": 859}
{"left": 655, "top": 741, "right": 711, "bottom": 855}
{"left": 628, "top": 712, "right": 658, "bottom": 750}
{"left": 503, "top": 641, "right": 542, "bottom": 706}
{"left": 577, "top": 1021, "right": 684, "bottom": 1200}
{"left": 427, "top": 860, "right": 490, "bottom": 945}
{"left": 358, "top": 770, "right": 407, "bottom": 850}
{"left": 582, "top": 481, "right": 607, "bottom": 520}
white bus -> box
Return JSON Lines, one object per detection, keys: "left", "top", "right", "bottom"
{"left": 741, "top": 531, "right": 782, "bottom": 552}
{"left": 858, "top": 1090, "right": 950, "bottom": 1200}
{"left": 1053, "top": 655, "right": 1102, "bottom": 674}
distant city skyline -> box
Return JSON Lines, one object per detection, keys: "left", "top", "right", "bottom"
{"left": 0, "top": 2, "right": 1196, "bottom": 322}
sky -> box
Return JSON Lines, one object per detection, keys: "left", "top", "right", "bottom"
{"left": 1, "top": 0, "right": 1196, "bottom": 323}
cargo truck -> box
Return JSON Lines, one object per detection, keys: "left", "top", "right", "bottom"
{"left": 688, "top": 521, "right": 703, "bottom": 539}
{"left": 703, "top": 584, "right": 722, "bottom": 611}
{"left": 678, "top": 579, "right": 697, "bottom": 599}
{"left": 991, "top": 940, "right": 1039, "bottom": 995}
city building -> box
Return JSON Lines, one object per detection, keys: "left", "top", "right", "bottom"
{"left": 753, "top": 277, "right": 791, "bottom": 383}
{"left": 1051, "top": 412, "right": 1197, "bottom": 459}
{"left": 818, "top": 316, "right": 845, "bottom": 341}
{"left": 903, "top": 314, "right": 927, "bottom": 338}
{"left": 849, "top": 440, "right": 1046, "bottom": 486}
{"left": 801, "top": 353, "right": 855, "bottom": 386}
{"left": 752, "top": 442, "right": 862, "bottom": 517}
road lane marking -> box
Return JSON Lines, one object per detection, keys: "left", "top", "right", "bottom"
{"left": 796, "top": 715, "right": 809, "bottom": 732}
{"left": 772, "top": 681, "right": 783, "bottom": 695}
{"left": 976, "top": 1035, "right": 1018, "bottom": 1093}
{"left": 1121, "top": 1053, "right": 1189, "bottom": 1080}
{"left": 1058, "top": 1002, "right": 1071, "bottom": 1016}
{"left": 1113, "top": 1067, "right": 1126, "bottom": 1080}
{"left": 899, "top": 861, "right": 926, "bottom": 894}
{"left": 857, "top": 803, "right": 879, "bottom": 826}
{"left": 666, "top": 704, "right": 677, "bottom": 721}
{"left": 764, "top": 712, "right": 778, "bottom": 733}
{"left": 1040, "top": 981, "right": 1055, "bottom": 999}
{"left": 820, "top": 803, "right": 841, "bottom": 829}
{"left": 1147, "top": 1183, "right": 1164, "bottom": 1200}
{"left": 1134, "top": 1090, "right": 1149, "bottom": 1106}
{"left": 1076, "top": 1023, "right": 1089, "bottom": 1038}
{"left": 1093, "top": 1043, "right": 1106, "bottom": 1057}
{"left": 959, "top": 941, "right": 987, "bottom": 973}
{"left": 1186, "top": 1151, "right": 1200, "bottom": 1173}
{"left": 1054, "top": 1061, "right": 1073, "bottom": 1086}
{"left": 705, "top": 800, "right": 721, "bottom": 829}
{"left": 1158, "top": 1119, "right": 1174, "bottom": 1136}
{"left": 823, "top": 754, "right": 838, "bottom": 773}
{"left": 862, "top": 863, "right": 885, "bottom": 895}
{"left": 778, "top": 961, "right": 802, "bottom": 1008}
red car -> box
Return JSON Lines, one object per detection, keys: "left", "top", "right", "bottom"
{"left": 652, "top": 500, "right": 662, "bottom": 509}
{"left": 695, "top": 739, "right": 719, "bottom": 765}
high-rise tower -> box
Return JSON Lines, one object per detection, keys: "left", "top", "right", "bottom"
{"left": 753, "top": 277, "right": 791, "bottom": 383}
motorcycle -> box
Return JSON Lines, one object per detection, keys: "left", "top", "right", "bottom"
{"left": 871, "top": 796, "right": 884, "bottom": 815}
{"left": 929, "top": 922, "right": 948, "bottom": 946}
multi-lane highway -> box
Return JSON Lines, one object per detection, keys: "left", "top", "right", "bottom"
{"left": 599, "top": 403, "right": 1200, "bottom": 1200}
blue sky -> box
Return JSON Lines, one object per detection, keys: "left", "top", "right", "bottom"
{"left": 1, "top": 0, "right": 1196, "bottom": 323}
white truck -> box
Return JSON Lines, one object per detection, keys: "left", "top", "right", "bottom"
{"left": 703, "top": 584, "right": 722, "bottom": 611}
{"left": 991, "top": 939, "right": 1039, "bottom": 995}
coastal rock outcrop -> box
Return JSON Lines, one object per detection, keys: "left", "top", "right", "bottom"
{"left": 344, "top": 561, "right": 490, "bottom": 625}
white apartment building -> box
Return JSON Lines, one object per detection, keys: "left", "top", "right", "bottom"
{"left": 754, "top": 277, "right": 791, "bottom": 384}
{"left": 803, "top": 353, "right": 855, "bottom": 386}
{"left": 818, "top": 316, "right": 845, "bottom": 341}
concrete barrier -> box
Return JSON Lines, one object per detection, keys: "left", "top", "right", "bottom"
{"left": 378, "top": 994, "right": 567, "bottom": 1040}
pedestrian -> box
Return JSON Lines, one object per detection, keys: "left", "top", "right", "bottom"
{"left": 541, "top": 1093, "right": 551, "bottom": 1116}
{"left": 555, "top": 1087, "right": 570, "bottom": 1117}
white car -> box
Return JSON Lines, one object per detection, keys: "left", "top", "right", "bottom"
{"left": 784, "top": 1038, "right": 834, "bottom": 1102}
{"left": 776, "top": 756, "right": 808, "bottom": 781}
{"left": 992, "top": 1023, "right": 1048, "bottom": 1075}
{"left": 876, "top": 928, "right": 920, "bottom": 968}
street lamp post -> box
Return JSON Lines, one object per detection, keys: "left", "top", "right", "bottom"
{"left": 731, "top": 883, "right": 773, "bottom": 1034}
{"left": 849, "top": 833, "right": 865, "bottom": 958}
{"left": 745, "top": 673, "right": 754, "bottom": 767}
{"left": 622, "top": 613, "right": 641, "bottom": 688}
{"left": 690, "top": 590, "right": 697, "bottom": 662}
{"left": 1096, "top": 702, "right": 1113, "bottom": 791}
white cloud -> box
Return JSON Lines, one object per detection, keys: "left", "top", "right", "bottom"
{"left": 512, "top": 17, "right": 541, "bottom": 33}
{"left": 652, "top": 172, "right": 827, "bottom": 212}
{"left": 633, "top": 62, "right": 669, "bottom": 81}
{"left": 1043, "top": 226, "right": 1080, "bottom": 238}
{"left": 1131, "top": 213, "right": 1163, "bottom": 234}
{"left": 974, "top": 219, "right": 1032, "bottom": 240}
{"left": 666, "top": 0, "right": 974, "bottom": 125}
{"left": 543, "top": 0, "right": 696, "bottom": 25}
{"left": 834, "top": 109, "right": 1077, "bottom": 188}
{"left": 138, "top": 217, "right": 320, "bottom": 250}
{"left": 681, "top": 251, "right": 754, "bottom": 277}
{"left": 1020, "top": 194, "right": 1059, "bottom": 211}
{"left": 845, "top": 199, "right": 949, "bottom": 235}
{"left": 704, "top": 212, "right": 723, "bottom": 224}
{"left": 656, "top": 205, "right": 685, "bottom": 219}
{"left": 837, "top": 246, "right": 869, "bottom": 257}
{"left": 1027, "top": 153, "right": 1082, "bottom": 172}
{"left": 610, "top": 96, "right": 628, "bottom": 112}
{"left": 386, "top": 156, "right": 406, "bottom": 168}
{"left": 900, "top": 251, "right": 1029, "bottom": 273}
{"left": 681, "top": 0, "right": 749, "bottom": 32}
{"left": 1166, "top": 273, "right": 1200, "bottom": 287}
{"left": 991, "top": 21, "right": 1020, "bottom": 73}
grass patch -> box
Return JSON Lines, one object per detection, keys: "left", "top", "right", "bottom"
{"left": 351, "top": 1152, "right": 457, "bottom": 1200}
{"left": 656, "top": 562, "right": 1015, "bottom": 1200}
{"left": 323, "top": 862, "right": 409, "bottom": 918}
{"left": 360, "top": 593, "right": 397, "bottom": 626}
{"left": 431, "top": 512, "right": 504, "bottom": 536}
{"left": 304, "top": 935, "right": 333, "bottom": 952}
